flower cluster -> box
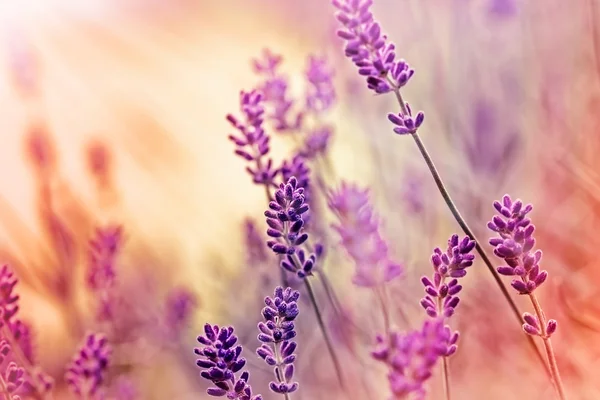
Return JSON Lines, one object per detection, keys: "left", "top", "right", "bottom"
{"left": 333, "top": 0, "right": 415, "bottom": 94}
{"left": 265, "top": 177, "right": 321, "bottom": 278}
{"left": 65, "top": 333, "right": 111, "bottom": 398}
{"left": 328, "top": 182, "right": 403, "bottom": 287}
{"left": 372, "top": 319, "right": 452, "bottom": 399}
{"left": 253, "top": 49, "right": 303, "bottom": 132}
{"left": 195, "top": 324, "right": 262, "bottom": 399}
{"left": 420, "top": 235, "right": 476, "bottom": 319}
{"left": 0, "top": 340, "right": 25, "bottom": 399}
{"left": 299, "top": 127, "right": 332, "bottom": 160}
{"left": 227, "top": 90, "right": 279, "bottom": 187}
{"left": 387, "top": 104, "right": 425, "bottom": 135}
{"left": 305, "top": 55, "right": 336, "bottom": 114}
{"left": 0, "top": 265, "right": 20, "bottom": 324}
{"left": 487, "top": 195, "right": 547, "bottom": 295}
{"left": 256, "top": 287, "right": 300, "bottom": 395}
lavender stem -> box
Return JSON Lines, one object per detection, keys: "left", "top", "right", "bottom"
{"left": 304, "top": 278, "right": 346, "bottom": 390}
{"left": 389, "top": 88, "right": 549, "bottom": 375}
{"left": 529, "top": 294, "right": 567, "bottom": 400}
{"left": 273, "top": 343, "right": 293, "bottom": 400}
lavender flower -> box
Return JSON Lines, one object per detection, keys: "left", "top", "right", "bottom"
{"left": 487, "top": 195, "right": 566, "bottom": 398}
{"left": 305, "top": 55, "right": 336, "bottom": 114}
{"left": 372, "top": 319, "right": 450, "bottom": 399}
{"left": 253, "top": 49, "right": 303, "bottom": 132}
{"left": 65, "top": 333, "right": 111, "bottom": 398}
{"left": 0, "top": 265, "right": 19, "bottom": 324}
{"left": 333, "top": 0, "right": 414, "bottom": 94}
{"left": 227, "top": 90, "right": 278, "bottom": 187}
{"left": 299, "top": 127, "right": 332, "bottom": 160}
{"left": 487, "top": 195, "right": 547, "bottom": 295}
{"left": 420, "top": 235, "right": 476, "bottom": 319}
{"left": 387, "top": 105, "right": 425, "bottom": 135}
{"left": 256, "top": 287, "right": 300, "bottom": 396}
{"left": 88, "top": 226, "right": 121, "bottom": 290}
{"left": 195, "top": 324, "right": 262, "bottom": 399}
{"left": 328, "top": 182, "right": 402, "bottom": 287}
{"left": 163, "top": 287, "right": 198, "bottom": 339}
{"left": 0, "top": 340, "right": 25, "bottom": 399}
{"left": 265, "top": 177, "right": 321, "bottom": 278}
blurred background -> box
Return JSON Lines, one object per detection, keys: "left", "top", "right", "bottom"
{"left": 0, "top": 0, "right": 599, "bottom": 398}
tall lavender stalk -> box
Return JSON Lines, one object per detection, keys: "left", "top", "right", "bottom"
{"left": 264, "top": 177, "right": 345, "bottom": 388}
{"left": 487, "top": 195, "right": 566, "bottom": 399}
{"left": 331, "top": 0, "right": 548, "bottom": 373}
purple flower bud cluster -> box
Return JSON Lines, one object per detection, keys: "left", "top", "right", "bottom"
{"left": 305, "top": 55, "right": 336, "bottom": 114}
{"left": 299, "top": 127, "right": 332, "bottom": 160}
{"left": 88, "top": 226, "right": 121, "bottom": 290}
{"left": 252, "top": 49, "right": 303, "bottom": 133}
{"left": 163, "top": 287, "right": 198, "bottom": 340}
{"left": 0, "top": 265, "right": 19, "bottom": 324}
{"left": 487, "top": 195, "right": 547, "bottom": 295}
{"left": 265, "top": 177, "right": 322, "bottom": 278}
{"left": 522, "top": 312, "right": 557, "bottom": 338}
{"left": 195, "top": 324, "right": 262, "bottom": 399}
{"left": 420, "top": 235, "right": 476, "bottom": 319}
{"left": 333, "top": 0, "right": 415, "bottom": 94}
{"left": 328, "top": 182, "right": 403, "bottom": 287}
{"left": 227, "top": 90, "right": 279, "bottom": 187}
{"left": 256, "top": 287, "right": 300, "bottom": 395}
{"left": 372, "top": 319, "right": 452, "bottom": 399}
{"left": 65, "top": 333, "right": 111, "bottom": 397}
{"left": 387, "top": 104, "right": 425, "bottom": 135}
{"left": 0, "top": 340, "right": 25, "bottom": 398}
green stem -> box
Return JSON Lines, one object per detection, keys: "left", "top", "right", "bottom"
{"left": 304, "top": 278, "right": 346, "bottom": 389}
{"left": 389, "top": 88, "right": 550, "bottom": 377}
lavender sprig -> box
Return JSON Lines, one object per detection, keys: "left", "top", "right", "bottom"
{"left": 227, "top": 90, "right": 279, "bottom": 193}
{"left": 0, "top": 340, "right": 25, "bottom": 400}
{"left": 65, "top": 333, "right": 111, "bottom": 399}
{"left": 195, "top": 324, "right": 262, "bottom": 400}
{"left": 265, "top": 177, "right": 345, "bottom": 388}
{"left": 331, "top": 0, "right": 548, "bottom": 373}
{"left": 488, "top": 195, "right": 566, "bottom": 399}
{"left": 420, "top": 235, "right": 475, "bottom": 400}
{"left": 372, "top": 319, "right": 450, "bottom": 399}
{"left": 257, "top": 287, "right": 300, "bottom": 399}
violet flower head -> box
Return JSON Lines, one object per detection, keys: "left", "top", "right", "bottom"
{"left": 256, "top": 287, "right": 300, "bottom": 395}
{"left": 265, "top": 177, "right": 322, "bottom": 278}
{"left": 195, "top": 324, "right": 262, "bottom": 399}
{"left": 328, "top": 182, "right": 403, "bottom": 287}
{"left": 420, "top": 235, "right": 476, "bottom": 319}
{"left": 387, "top": 103, "right": 425, "bottom": 135}
{"left": 0, "top": 340, "right": 25, "bottom": 399}
{"left": 333, "top": 0, "right": 415, "bottom": 94}
{"left": 305, "top": 55, "right": 336, "bottom": 114}
{"left": 87, "top": 226, "right": 122, "bottom": 290}
{"left": 372, "top": 319, "right": 450, "bottom": 399}
{"left": 0, "top": 265, "right": 19, "bottom": 324}
{"left": 65, "top": 333, "right": 111, "bottom": 398}
{"left": 487, "top": 195, "right": 547, "bottom": 295}
{"left": 227, "top": 90, "right": 278, "bottom": 187}
{"left": 299, "top": 126, "right": 332, "bottom": 160}
{"left": 252, "top": 49, "right": 303, "bottom": 132}
{"left": 164, "top": 286, "right": 198, "bottom": 338}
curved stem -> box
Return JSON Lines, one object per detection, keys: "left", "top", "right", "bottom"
{"left": 529, "top": 294, "right": 567, "bottom": 400}
{"left": 304, "top": 278, "right": 346, "bottom": 390}
{"left": 389, "top": 88, "right": 549, "bottom": 376}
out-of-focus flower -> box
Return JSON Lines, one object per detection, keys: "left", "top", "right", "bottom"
{"left": 299, "top": 127, "right": 332, "bottom": 160}
{"left": 372, "top": 319, "right": 450, "bottom": 399}
{"left": 305, "top": 55, "right": 336, "bottom": 115}
{"left": 227, "top": 90, "right": 279, "bottom": 187}
{"left": 195, "top": 324, "right": 262, "bottom": 399}
{"left": 0, "top": 265, "right": 20, "bottom": 324}
{"left": 163, "top": 286, "right": 198, "bottom": 339}
{"left": 65, "top": 333, "right": 111, "bottom": 398}
{"left": 253, "top": 49, "right": 303, "bottom": 133}
{"left": 328, "top": 182, "right": 403, "bottom": 287}
{"left": 256, "top": 286, "right": 300, "bottom": 395}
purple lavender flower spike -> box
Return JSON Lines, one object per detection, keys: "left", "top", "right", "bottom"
{"left": 257, "top": 287, "right": 300, "bottom": 396}
{"left": 265, "top": 177, "right": 320, "bottom": 278}
{"left": 299, "top": 127, "right": 332, "bottom": 160}
{"left": 387, "top": 103, "right": 425, "bottom": 135}
{"left": 328, "top": 182, "right": 403, "bottom": 287}
{"left": 420, "top": 235, "right": 476, "bottom": 319}
{"left": 0, "top": 340, "right": 25, "bottom": 398}
{"left": 0, "top": 265, "right": 20, "bottom": 324}
{"left": 372, "top": 319, "right": 450, "bottom": 399}
{"left": 333, "top": 0, "right": 415, "bottom": 94}
{"left": 65, "top": 333, "right": 111, "bottom": 398}
{"left": 487, "top": 195, "right": 546, "bottom": 295}
{"left": 195, "top": 324, "right": 262, "bottom": 400}
{"left": 163, "top": 286, "right": 198, "bottom": 340}
{"left": 227, "top": 89, "right": 279, "bottom": 187}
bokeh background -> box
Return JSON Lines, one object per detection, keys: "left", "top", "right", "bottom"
{"left": 0, "top": 0, "right": 599, "bottom": 398}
